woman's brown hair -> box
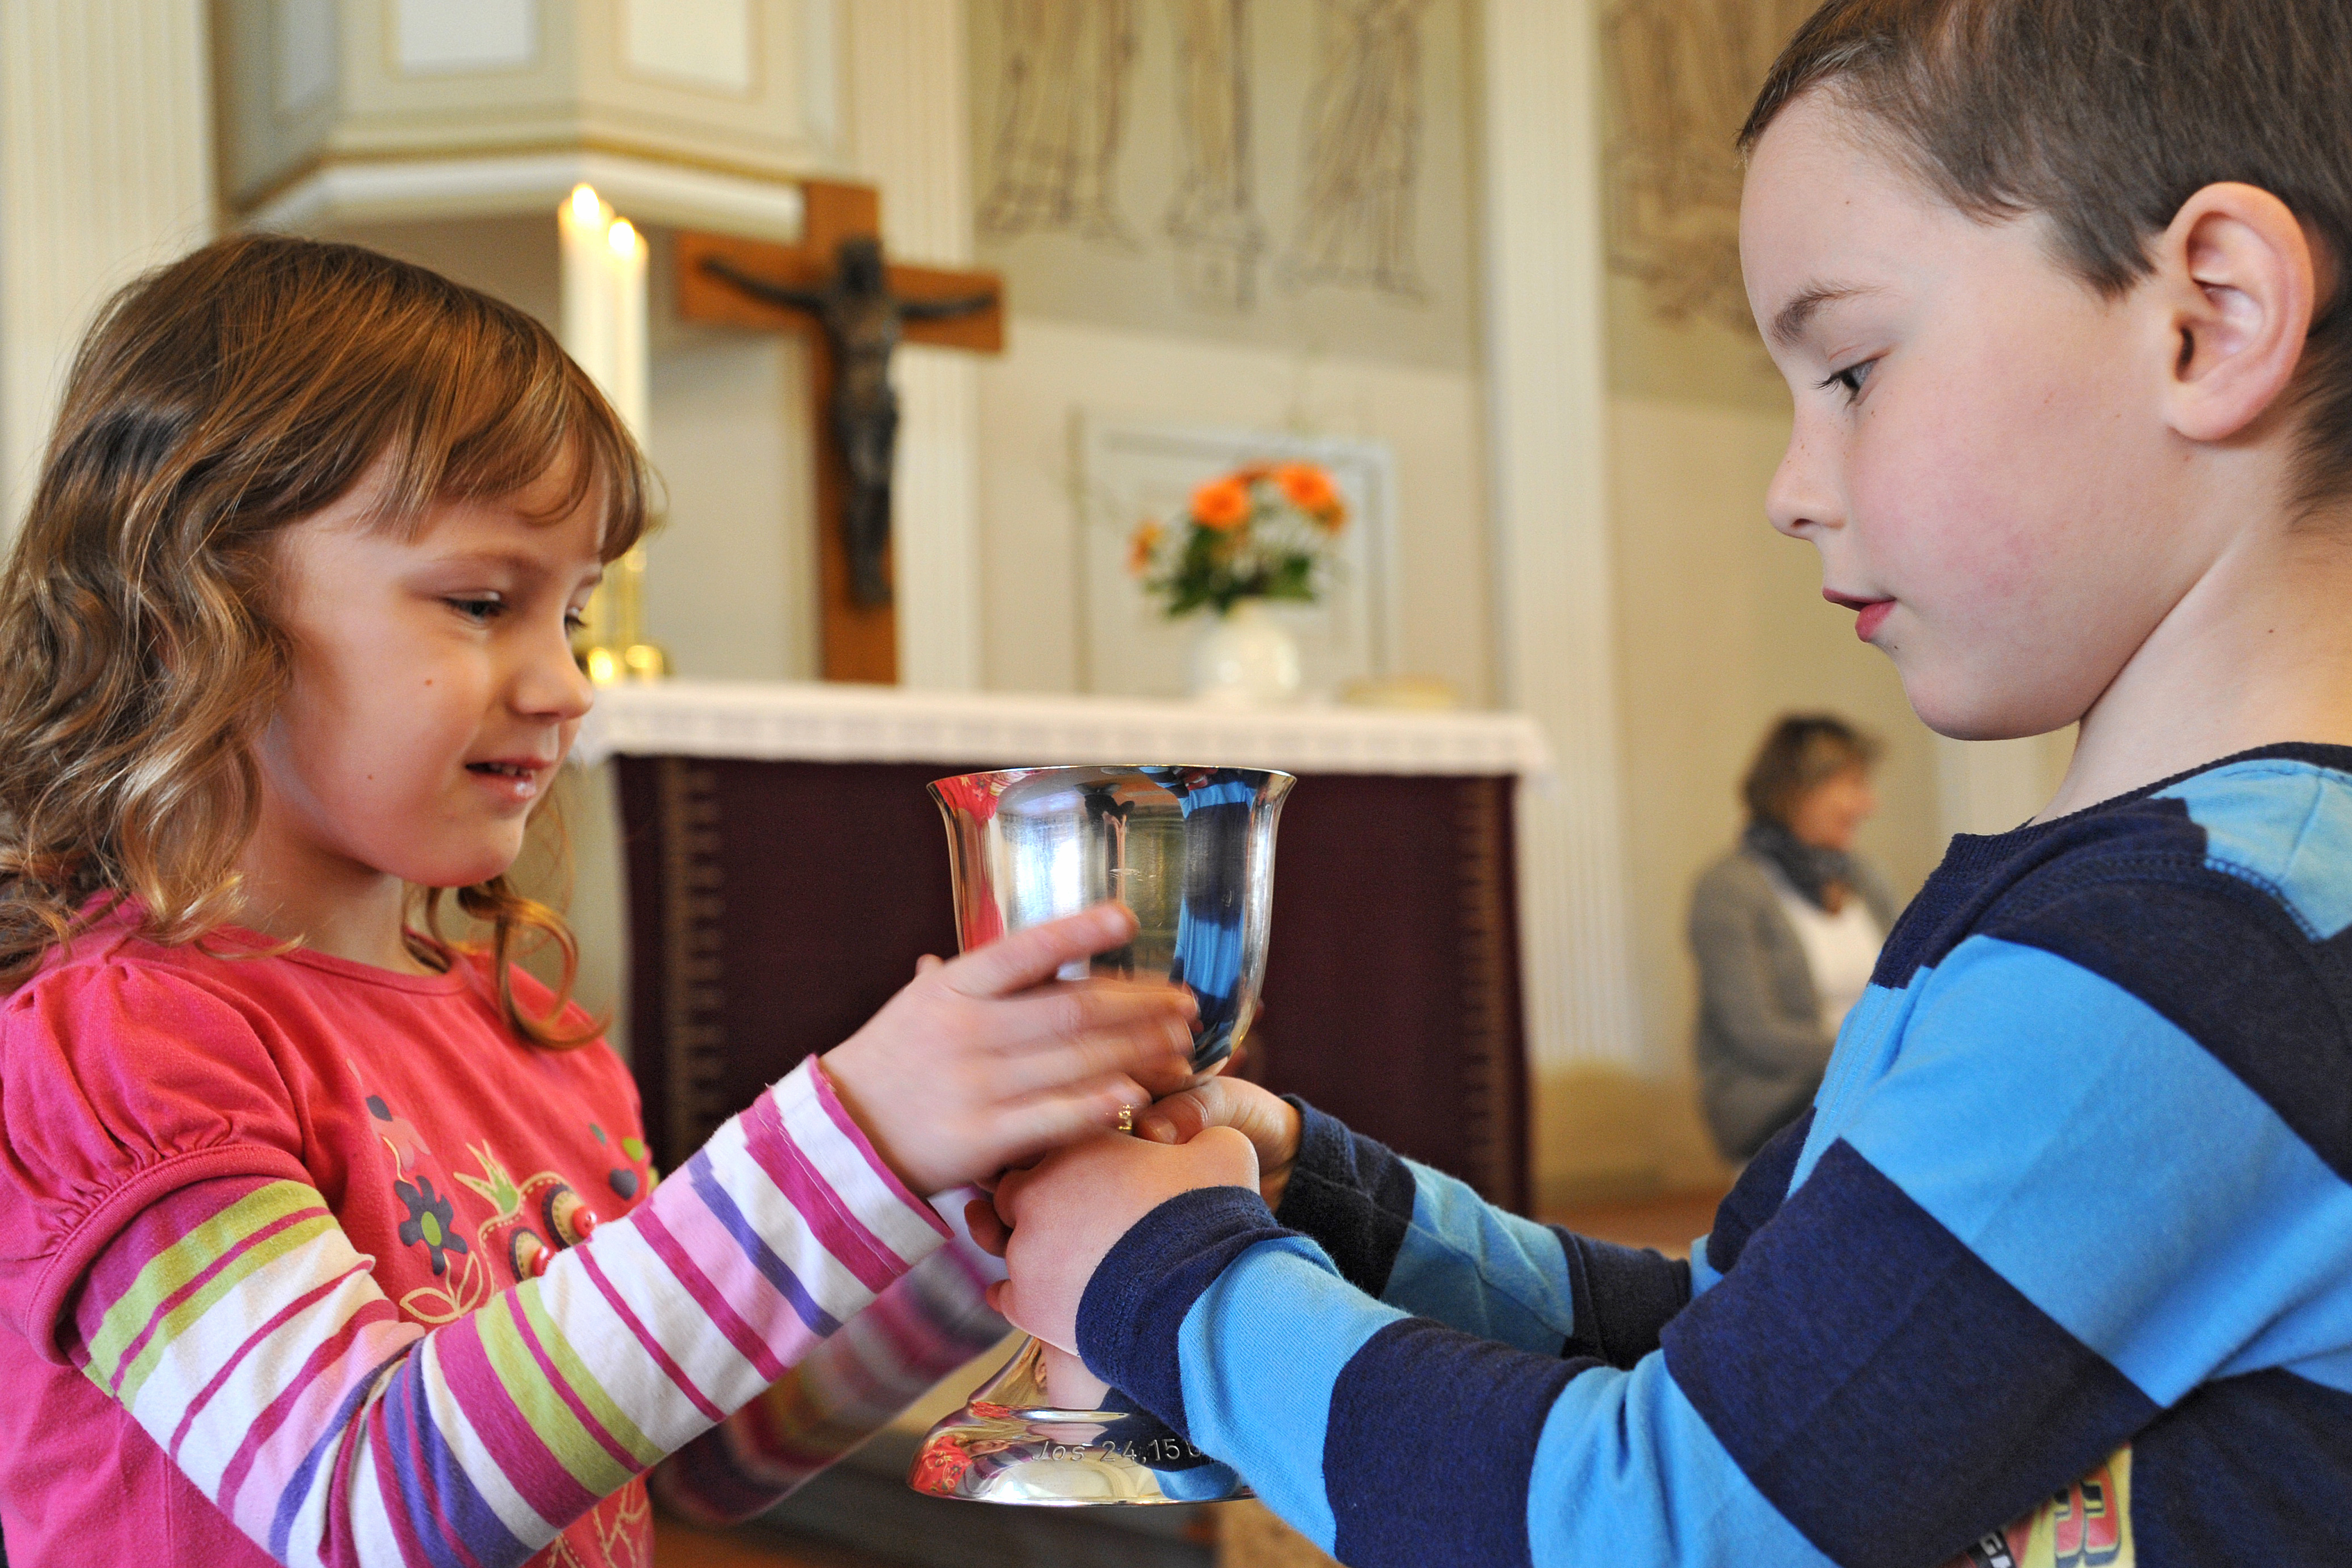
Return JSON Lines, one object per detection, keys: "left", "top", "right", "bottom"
{"left": 1742, "top": 714, "right": 1880, "bottom": 827}
{"left": 0, "top": 233, "right": 652, "bottom": 1045}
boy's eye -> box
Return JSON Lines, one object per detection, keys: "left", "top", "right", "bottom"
{"left": 446, "top": 595, "right": 505, "bottom": 623}
{"left": 1820, "top": 360, "right": 1876, "bottom": 404}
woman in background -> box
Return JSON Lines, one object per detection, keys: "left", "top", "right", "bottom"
{"left": 1689, "top": 715, "right": 1898, "bottom": 1161}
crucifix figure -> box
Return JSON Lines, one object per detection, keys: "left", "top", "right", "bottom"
{"left": 675, "top": 183, "right": 1006, "bottom": 683}
{"left": 701, "top": 237, "right": 997, "bottom": 609}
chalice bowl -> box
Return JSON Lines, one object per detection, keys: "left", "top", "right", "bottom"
{"left": 908, "top": 764, "right": 1294, "bottom": 1506}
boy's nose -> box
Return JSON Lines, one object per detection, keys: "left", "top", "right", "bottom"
{"left": 1765, "top": 419, "right": 1841, "bottom": 539}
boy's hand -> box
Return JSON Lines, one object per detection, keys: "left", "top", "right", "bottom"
{"left": 981, "top": 1128, "right": 1259, "bottom": 1352}
{"left": 821, "top": 904, "right": 1198, "bottom": 1196}
{"left": 1134, "top": 1075, "right": 1302, "bottom": 1211}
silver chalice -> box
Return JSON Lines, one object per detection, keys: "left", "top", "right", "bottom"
{"left": 908, "top": 764, "right": 1293, "bottom": 1506}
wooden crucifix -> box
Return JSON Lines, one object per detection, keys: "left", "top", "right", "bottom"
{"left": 675, "top": 183, "right": 1005, "bottom": 684}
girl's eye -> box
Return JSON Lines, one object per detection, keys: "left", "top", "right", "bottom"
{"left": 446, "top": 596, "right": 505, "bottom": 623}
{"left": 1819, "top": 360, "right": 1876, "bottom": 404}
{"left": 563, "top": 608, "right": 588, "bottom": 634}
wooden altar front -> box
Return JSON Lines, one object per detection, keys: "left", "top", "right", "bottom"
{"left": 577, "top": 683, "right": 1551, "bottom": 1209}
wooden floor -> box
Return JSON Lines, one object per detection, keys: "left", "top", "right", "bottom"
{"left": 653, "top": 1519, "right": 894, "bottom": 1568}
{"left": 1543, "top": 1183, "right": 1730, "bottom": 1258}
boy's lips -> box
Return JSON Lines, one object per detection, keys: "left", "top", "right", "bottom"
{"left": 1824, "top": 590, "right": 1896, "bottom": 642}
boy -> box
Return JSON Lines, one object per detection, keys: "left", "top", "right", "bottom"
{"left": 977, "top": 2, "right": 2352, "bottom": 1564}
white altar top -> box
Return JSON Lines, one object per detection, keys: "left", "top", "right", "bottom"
{"left": 576, "top": 679, "right": 1553, "bottom": 778}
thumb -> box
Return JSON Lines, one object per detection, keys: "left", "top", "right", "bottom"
{"left": 1190, "top": 1124, "right": 1261, "bottom": 1187}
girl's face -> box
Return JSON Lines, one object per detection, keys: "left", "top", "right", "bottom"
{"left": 255, "top": 460, "right": 603, "bottom": 897}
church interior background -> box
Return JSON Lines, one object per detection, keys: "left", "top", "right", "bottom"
{"left": 0, "top": 3, "right": 2075, "bottom": 1565}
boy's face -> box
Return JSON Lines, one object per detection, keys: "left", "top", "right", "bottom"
{"left": 1741, "top": 94, "right": 2206, "bottom": 740}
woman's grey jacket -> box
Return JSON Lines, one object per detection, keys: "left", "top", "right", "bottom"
{"left": 1688, "top": 847, "right": 1900, "bottom": 1161}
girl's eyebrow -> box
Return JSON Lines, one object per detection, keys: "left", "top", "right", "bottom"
{"left": 416, "top": 549, "right": 551, "bottom": 584}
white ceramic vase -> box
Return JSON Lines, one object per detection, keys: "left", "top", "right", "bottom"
{"left": 1188, "top": 600, "right": 1302, "bottom": 706}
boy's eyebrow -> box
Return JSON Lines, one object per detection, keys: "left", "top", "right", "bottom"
{"left": 1769, "top": 283, "right": 1884, "bottom": 350}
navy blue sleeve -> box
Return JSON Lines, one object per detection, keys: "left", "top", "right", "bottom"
{"left": 1274, "top": 1097, "right": 1688, "bottom": 1362}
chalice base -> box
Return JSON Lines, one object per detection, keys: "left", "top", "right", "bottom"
{"left": 907, "top": 1336, "right": 1252, "bottom": 1506}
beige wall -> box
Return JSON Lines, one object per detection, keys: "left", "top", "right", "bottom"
{"left": 1534, "top": 392, "right": 1947, "bottom": 1201}
{"left": 972, "top": 315, "right": 1496, "bottom": 704}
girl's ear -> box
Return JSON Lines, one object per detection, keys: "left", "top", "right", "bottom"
{"left": 2156, "top": 181, "right": 2323, "bottom": 444}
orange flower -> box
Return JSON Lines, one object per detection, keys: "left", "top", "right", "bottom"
{"left": 1127, "top": 519, "right": 1165, "bottom": 575}
{"left": 1275, "top": 462, "right": 1346, "bottom": 529}
{"left": 1191, "top": 476, "right": 1253, "bottom": 532}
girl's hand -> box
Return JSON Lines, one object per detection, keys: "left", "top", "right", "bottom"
{"left": 821, "top": 904, "right": 1198, "bottom": 1196}
{"left": 1135, "top": 1075, "right": 1302, "bottom": 1211}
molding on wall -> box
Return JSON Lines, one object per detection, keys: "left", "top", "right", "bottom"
{"left": 575, "top": 679, "right": 1553, "bottom": 777}
{"left": 843, "top": 0, "right": 981, "bottom": 691}
{"left": 242, "top": 145, "right": 808, "bottom": 238}
{"left": 0, "top": 0, "right": 215, "bottom": 536}
{"left": 1481, "top": 0, "right": 1646, "bottom": 1073}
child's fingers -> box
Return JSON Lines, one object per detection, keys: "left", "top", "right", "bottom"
{"left": 990, "top": 1078, "right": 1152, "bottom": 1164}
{"left": 942, "top": 903, "right": 1140, "bottom": 998}
{"left": 981, "top": 980, "right": 1195, "bottom": 1054}
{"left": 965, "top": 1196, "right": 1011, "bottom": 1258}
{"left": 988, "top": 1010, "right": 1191, "bottom": 1097}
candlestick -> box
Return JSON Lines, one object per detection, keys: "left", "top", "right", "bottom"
{"left": 559, "top": 185, "right": 666, "bottom": 683}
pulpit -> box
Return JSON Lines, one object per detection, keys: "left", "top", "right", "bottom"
{"left": 577, "top": 683, "right": 1550, "bottom": 1208}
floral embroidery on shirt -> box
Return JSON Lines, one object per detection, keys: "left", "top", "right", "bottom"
{"left": 365, "top": 1092, "right": 431, "bottom": 1176}
{"left": 393, "top": 1174, "right": 469, "bottom": 1277}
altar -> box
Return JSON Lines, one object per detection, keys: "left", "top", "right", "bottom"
{"left": 577, "top": 681, "right": 1551, "bottom": 1207}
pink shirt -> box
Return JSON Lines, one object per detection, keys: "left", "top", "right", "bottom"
{"left": 0, "top": 907, "right": 657, "bottom": 1567}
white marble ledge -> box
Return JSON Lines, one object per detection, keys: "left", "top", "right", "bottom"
{"left": 574, "top": 680, "right": 1553, "bottom": 778}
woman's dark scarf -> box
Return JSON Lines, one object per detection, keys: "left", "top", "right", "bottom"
{"left": 1743, "top": 818, "right": 1854, "bottom": 911}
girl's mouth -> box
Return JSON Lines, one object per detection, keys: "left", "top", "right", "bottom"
{"left": 465, "top": 760, "right": 545, "bottom": 801}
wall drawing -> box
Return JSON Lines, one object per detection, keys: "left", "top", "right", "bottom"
{"left": 977, "top": 0, "right": 1141, "bottom": 246}
{"left": 968, "top": 0, "right": 1477, "bottom": 371}
{"left": 1165, "top": 0, "right": 1263, "bottom": 310}
{"left": 1282, "top": 0, "right": 1432, "bottom": 303}
{"left": 1602, "top": 0, "right": 1816, "bottom": 334}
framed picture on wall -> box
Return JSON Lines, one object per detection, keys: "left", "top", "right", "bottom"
{"left": 1078, "top": 414, "right": 1399, "bottom": 700}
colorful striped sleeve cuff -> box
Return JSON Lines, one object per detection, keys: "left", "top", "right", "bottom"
{"left": 653, "top": 1194, "right": 1009, "bottom": 1524}
{"left": 63, "top": 1056, "right": 947, "bottom": 1568}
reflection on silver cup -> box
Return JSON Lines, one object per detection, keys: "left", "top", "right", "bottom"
{"left": 911, "top": 764, "right": 1294, "bottom": 1507}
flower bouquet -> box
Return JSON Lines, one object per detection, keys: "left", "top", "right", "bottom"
{"left": 1128, "top": 462, "right": 1349, "bottom": 704}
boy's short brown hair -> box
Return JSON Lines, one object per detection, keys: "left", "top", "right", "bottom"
{"left": 1741, "top": 0, "right": 2352, "bottom": 514}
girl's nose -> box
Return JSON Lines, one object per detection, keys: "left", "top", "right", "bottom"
{"left": 516, "top": 619, "right": 596, "bottom": 722}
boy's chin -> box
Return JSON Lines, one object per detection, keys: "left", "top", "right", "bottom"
{"left": 1901, "top": 666, "right": 2078, "bottom": 743}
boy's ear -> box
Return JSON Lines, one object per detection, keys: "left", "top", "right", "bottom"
{"left": 2156, "top": 182, "right": 2321, "bottom": 444}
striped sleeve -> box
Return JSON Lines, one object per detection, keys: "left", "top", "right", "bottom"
{"left": 652, "top": 1192, "right": 1008, "bottom": 1523}
{"left": 1077, "top": 916, "right": 2352, "bottom": 1566}
{"left": 59, "top": 1057, "right": 948, "bottom": 1568}
{"left": 1278, "top": 1099, "right": 1689, "bottom": 1362}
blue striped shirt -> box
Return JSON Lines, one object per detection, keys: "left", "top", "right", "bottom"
{"left": 1075, "top": 744, "right": 2352, "bottom": 1566}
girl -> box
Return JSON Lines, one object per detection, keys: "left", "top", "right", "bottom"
{"left": 0, "top": 235, "right": 1195, "bottom": 1568}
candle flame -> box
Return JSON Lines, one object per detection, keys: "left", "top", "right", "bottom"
{"left": 568, "top": 184, "right": 602, "bottom": 226}
{"left": 607, "top": 218, "right": 640, "bottom": 258}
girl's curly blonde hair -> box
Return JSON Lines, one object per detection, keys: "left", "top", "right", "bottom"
{"left": 0, "top": 233, "right": 652, "bottom": 1046}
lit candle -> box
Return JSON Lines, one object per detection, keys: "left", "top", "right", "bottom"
{"left": 558, "top": 184, "right": 613, "bottom": 393}
{"left": 606, "top": 217, "right": 648, "bottom": 439}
